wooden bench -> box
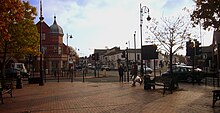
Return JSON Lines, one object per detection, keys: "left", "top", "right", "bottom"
{"left": 0, "top": 80, "right": 13, "bottom": 104}
{"left": 212, "top": 90, "right": 220, "bottom": 107}
{"left": 146, "top": 76, "right": 173, "bottom": 95}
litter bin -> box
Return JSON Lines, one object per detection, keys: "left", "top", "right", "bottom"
{"left": 16, "top": 71, "right": 22, "bottom": 89}
{"left": 144, "top": 74, "right": 153, "bottom": 90}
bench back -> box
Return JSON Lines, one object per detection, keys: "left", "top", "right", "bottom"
{"left": 154, "top": 76, "right": 172, "bottom": 84}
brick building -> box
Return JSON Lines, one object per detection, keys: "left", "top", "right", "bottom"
{"left": 36, "top": 16, "right": 68, "bottom": 74}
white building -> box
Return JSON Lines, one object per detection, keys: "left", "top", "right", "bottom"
{"left": 94, "top": 47, "right": 165, "bottom": 70}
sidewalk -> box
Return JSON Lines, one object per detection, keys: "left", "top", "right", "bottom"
{"left": 0, "top": 81, "right": 220, "bottom": 113}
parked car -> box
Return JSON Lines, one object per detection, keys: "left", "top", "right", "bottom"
{"left": 88, "top": 65, "right": 95, "bottom": 69}
{"left": 75, "top": 65, "right": 82, "bottom": 70}
{"left": 5, "top": 68, "right": 30, "bottom": 78}
{"left": 162, "top": 65, "right": 204, "bottom": 83}
{"left": 11, "top": 63, "right": 27, "bottom": 73}
{"left": 101, "top": 65, "right": 111, "bottom": 71}
{"left": 138, "top": 65, "right": 153, "bottom": 74}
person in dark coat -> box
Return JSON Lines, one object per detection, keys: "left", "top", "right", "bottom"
{"left": 131, "top": 62, "right": 138, "bottom": 86}
{"left": 118, "top": 64, "right": 124, "bottom": 82}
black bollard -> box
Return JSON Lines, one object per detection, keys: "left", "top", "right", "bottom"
{"left": 16, "top": 71, "right": 22, "bottom": 89}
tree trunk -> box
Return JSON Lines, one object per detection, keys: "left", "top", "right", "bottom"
{"left": 169, "top": 51, "right": 173, "bottom": 74}
{"left": 1, "top": 42, "right": 8, "bottom": 87}
{"left": 169, "top": 49, "right": 175, "bottom": 90}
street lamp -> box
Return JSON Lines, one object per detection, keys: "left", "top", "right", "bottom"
{"left": 126, "top": 42, "right": 129, "bottom": 82}
{"left": 134, "top": 31, "right": 136, "bottom": 63}
{"left": 66, "top": 33, "right": 73, "bottom": 70}
{"left": 140, "top": 3, "right": 151, "bottom": 77}
{"left": 39, "top": 0, "right": 44, "bottom": 86}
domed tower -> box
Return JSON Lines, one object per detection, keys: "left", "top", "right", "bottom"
{"left": 49, "top": 16, "right": 64, "bottom": 54}
{"left": 50, "top": 16, "right": 64, "bottom": 36}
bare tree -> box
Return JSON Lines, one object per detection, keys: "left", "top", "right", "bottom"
{"left": 149, "top": 16, "right": 191, "bottom": 73}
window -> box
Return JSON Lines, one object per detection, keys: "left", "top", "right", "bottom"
{"left": 53, "top": 46, "right": 58, "bottom": 53}
{"left": 58, "top": 46, "right": 62, "bottom": 54}
{"left": 42, "top": 33, "right": 46, "bottom": 40}
{"left": 42, "top": 46, "right": 47, "bottom": 54}
{"left": 137, "top": 54, "right": 140, "bottom": 60}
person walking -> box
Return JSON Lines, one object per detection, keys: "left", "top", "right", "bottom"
{"left": 131, "top": 62, "right": 138, "bottom": 86}
{"left": 118, "top": 64, "right": 124, "bottom": 82}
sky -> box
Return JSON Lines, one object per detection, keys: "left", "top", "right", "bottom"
{"left": 28, "top": 0, "right": 214, "bottom": 57}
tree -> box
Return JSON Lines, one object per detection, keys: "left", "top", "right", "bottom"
{"left": 0, "top": 1, "right": 39, "bottom": 85}
{"left": 191, "top": 0, "right": 220, "bottom": 30}
{"left": 149, "top": 16, "right": 191, "bottom": 73}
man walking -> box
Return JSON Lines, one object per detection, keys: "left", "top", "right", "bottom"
{"left": 118, "top": 64, "right": 124, "bottom": 82}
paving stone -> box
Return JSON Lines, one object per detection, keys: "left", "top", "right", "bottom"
{"left": 0, "top": 82, "right": 220, "bottom": 113}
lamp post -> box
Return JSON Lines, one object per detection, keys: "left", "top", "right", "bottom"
{"left": 66, "top": 33, "right": 73, "bottom": 71}
{"left": 126, "top": 42, "right": 129, "bottom": 82}
{"left": 140, "top": 3, "right": 151, "bottom": 77}
{"left": 134, "top": 31, "right": 136, "bottom": 63}
{"left": 39, "top": 0, "right": 44, "bottom": 86}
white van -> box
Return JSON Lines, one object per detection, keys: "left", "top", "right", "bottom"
{"left": 11, "top": 63, "right": 27, "bottom": 73}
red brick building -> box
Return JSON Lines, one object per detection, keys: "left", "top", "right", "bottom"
{"left": 36, "top": 16, "right": 68, "bottom": 74}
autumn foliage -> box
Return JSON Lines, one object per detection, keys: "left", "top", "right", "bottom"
{"left": 0, "top": 0, "right": 39, "bottom": 83}
{"left": 0, "top": 0, "right": 39, "bottom": 58}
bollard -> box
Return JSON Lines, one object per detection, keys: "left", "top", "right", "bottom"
{"left": 16, "top": 71, "right": 22, "bottom": 89}
{"left": 83, "top": 70, "right": 85, "bottom": 82}
{"left": 71, "top": 70, "right": 73, "bottom": 82}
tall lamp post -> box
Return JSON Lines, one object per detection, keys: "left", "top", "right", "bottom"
{"left": 134, "top": 31, "right": 136, "bottom": 63}
{"left": 66, "top": 33, "right": 73, "bottom": 70}
{"left": 39, "top": 0, "right": 44, "bottom": 86}
{"left": 140, "top": 3, "right": 151, "bottom": 77}
{"left": 126, "top": 42, "right": 129, "bottom": 82}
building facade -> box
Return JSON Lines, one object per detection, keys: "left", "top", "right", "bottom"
{"left": 36, "top": 16, "right": 69, "bottom": 74}
{"left": 93, "top": 47, "right": 164, "bottom": 70}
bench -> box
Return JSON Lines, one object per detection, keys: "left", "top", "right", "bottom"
{"left": 0, "top": 80, "right": 13, "bottom": 104}
{"left": 145, "top": 76, "right": 173, "bottom": 95}
{"left": 212, "top": 90, "right": 220, "bottom": 107}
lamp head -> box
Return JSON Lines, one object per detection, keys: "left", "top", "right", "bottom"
{"left": 70, "top": 35, "right": 73, "bottom": 38}
{"left": 146, "top": 16, "right": 151, "bottom": 21}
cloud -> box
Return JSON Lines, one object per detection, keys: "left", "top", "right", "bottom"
{"left": 31, "top": 0, "right": 212, "bottom": 56}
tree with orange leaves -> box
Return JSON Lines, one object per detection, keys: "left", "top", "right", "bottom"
{"left": 0, "top": 0, "right": 39, "bottom": 85}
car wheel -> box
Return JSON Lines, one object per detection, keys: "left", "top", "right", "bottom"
{"left": 186, "top": 76, "right": 192, "bottom": 83}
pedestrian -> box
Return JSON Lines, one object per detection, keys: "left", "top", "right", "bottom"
{"left": 131, "top": 62, "right": 138, "bottom": 86}
{"left": 118, "top": 64, "right": 124, "bottom": 82}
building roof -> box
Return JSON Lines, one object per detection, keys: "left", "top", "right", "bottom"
{"left": 94, "top": 49, "right": 107, "bottom": 55}
{"left": 50, "top": 16, "right": 64, "bottom": 35}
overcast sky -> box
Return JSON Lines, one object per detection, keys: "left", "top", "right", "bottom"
{"left": 29, "top": 0, "right": 213, "bottom": 57}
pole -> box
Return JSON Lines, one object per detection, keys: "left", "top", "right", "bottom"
{"left": 39, "top": 0, "right": 44, "bottom": 86}
{"left": 192, "top": 46, "right": 195, "bottom": 85}
{"left": 139, "top": 4, "right": 151, "bottom": 77}
{"left": 140, "top": 4, "right": 144, "bottom": 77}
{"left": 134, "top": 31, "right": 136, "bottom": 63}
{"left": 94, "top": 60, "right": 96, "bottom": 77}
{"left": 154, "top": 59, "right": 156, "bottom": 77}
{"left": 126, "top": 47, "right": 129, "bottom": 82}
{"left": 67, "top": 33, "right": 69, "bottom": 70}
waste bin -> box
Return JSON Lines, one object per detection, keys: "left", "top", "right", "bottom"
{"left": 16, "top": 71, "right": 22, "bottom": 89}
{"left": 144, "top": 74, "right": 152, "bottom": 90}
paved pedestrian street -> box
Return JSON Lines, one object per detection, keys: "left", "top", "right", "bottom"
{"left": 1, "top": 81, "right": 220, "bottom": 113}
